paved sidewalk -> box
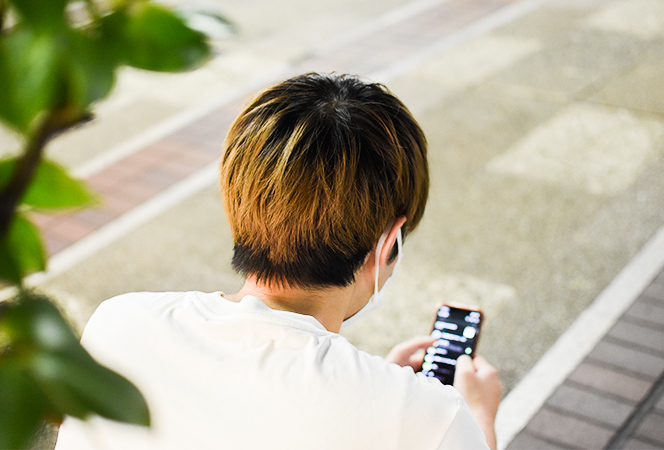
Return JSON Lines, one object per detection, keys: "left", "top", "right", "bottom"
{"left": 507, "top": 266, "right": 664, "bottom": 449}
{"left": 7, "top": 0, "right": 664, "bottom": 448}
{"left": 32, "top": 0, "right": 520, "bottom": 257}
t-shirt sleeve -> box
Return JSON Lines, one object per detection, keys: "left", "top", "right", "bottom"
{"left": 436, "top": 395, "right": 490, "bottom": 450}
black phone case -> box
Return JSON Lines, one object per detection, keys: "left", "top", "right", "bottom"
{"left": 421, "top": 304, "right": 483, "bottom": 384}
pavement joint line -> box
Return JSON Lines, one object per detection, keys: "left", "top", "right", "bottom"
{"left": 72, "top": 0, "right": 456, "bottom": 179}
{"left": 1, "top": 2, "right": 663, "bottom": 447}
{"left": 0, "top": 0, "right": 540, "bottom": 304}
{"left": 0, "top": 163, "right": 219, "bottom": 300}
{"left": 73, "top": 0, "right": 534, "bottom": 179}
{"left": 370, "top": 0, "right": 551, "bottom": 84}
{"left": 18, "top": 0, "right": 539, "bottom": 284}
{"left": 606, "top": 370, "right": 664, "bottom": 449}
{"left": 496, "top": 224, "right": 664, "bottom": 449}
{"left": 72, "top": 65, "right": 290, "bottom": 179}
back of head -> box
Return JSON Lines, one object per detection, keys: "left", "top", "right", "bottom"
{"left": 220, "top": 72, "right": 429, "bottom": 288}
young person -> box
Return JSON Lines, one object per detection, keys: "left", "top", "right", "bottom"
{"left": 55, "top": 73, "right": 501, "bottom": 449}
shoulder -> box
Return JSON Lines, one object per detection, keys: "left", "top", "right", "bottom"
{"left": 80, "top": 291, "right": 202, "bottom": 352}
{"left": 78, "top": 291, "right": 214, "bottom": 381}
{"left": 87, "top": 291, "right": 217, "bottom": 325}
{"left": 93, "top": 291, "right": 192, "bottom": 314}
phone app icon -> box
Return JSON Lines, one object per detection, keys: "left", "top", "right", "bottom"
{"left": 463, "top": 326, "right": 477, "bottom": 339}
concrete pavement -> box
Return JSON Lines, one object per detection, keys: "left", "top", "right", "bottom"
{"left": 4, "top": 0, "right": 664, "bottom": 448}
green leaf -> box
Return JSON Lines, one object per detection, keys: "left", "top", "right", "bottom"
{"left": 0, "top": 292, "right": 80, "bottom": 352}
{"left": 122, "top": 4, "right": 210, "bottom": 72}
{"left": 30, "top": 350, "right": 151, "bottom": 425}
{"left": 0, "top": 26, "right": 119, "bottom": 133}
{"left": 0, "top": 28, "right": 60, "bottom": 133}
{"left": 0, "top": 213, "right": 45, "bottom": 285}
{"left": 0, "top": 158, "right": 98, "bottom": 210}
{"left": 0, "top": 294, "right": 152, "bottom": 427}
{"left": 59, "top": 28, "right": 119, "bottom": 109}
{"left": 10, "top": 0, "right": 68, "bottom": 30}
{"left": 0, "top": 362, "right": 52, "bottom": 450}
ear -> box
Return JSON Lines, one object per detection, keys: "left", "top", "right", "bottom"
{"left": 377, "top": 216, "right": 407, "bottom": 267}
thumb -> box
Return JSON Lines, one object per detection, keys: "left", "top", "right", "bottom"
{"left": 386, "top": 336, "right": 436, "bottom": 368}
{"left": 455, "top": 355, "right": 475, "bottom": 375}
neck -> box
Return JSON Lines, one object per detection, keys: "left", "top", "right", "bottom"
{"left": 225, "top": 278, "right": 369, "bottom": 333}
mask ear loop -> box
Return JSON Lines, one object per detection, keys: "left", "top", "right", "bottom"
{"left": 374, "top": 228, "right": 403, "bottom": 295}
{"left": 341, "top": 227, "right": 403, "bottom": 329}
{"left": 374, "top": 232, "right": 387, "bottom": 295}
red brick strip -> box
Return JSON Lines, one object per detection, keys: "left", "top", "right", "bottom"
{"left": 32, "top": 0, "right": 520, "bottom": 257}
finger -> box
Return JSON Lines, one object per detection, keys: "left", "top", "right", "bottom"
{"left": 408, "top": 349, "right": 429, "bottom": 369}
{"left": 455, "top": 354, "right": 475, "bottom": 374}
{"left": 386, "top": 336, "right": 437, "bottom": 367}
{"left": 453, "top": 355, "right": 475, "bottom": 387}
{"left": 394, "top": 336, "right": 436, "bottom": 354}
{"left": 404, "top": 335, "right": 437, "bottom": 350}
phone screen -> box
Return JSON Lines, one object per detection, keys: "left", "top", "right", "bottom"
{"left": 421, "top": 305, "right": 483, "bottom": 385}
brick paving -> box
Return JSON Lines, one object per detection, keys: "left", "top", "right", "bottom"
{"left": 33, "top": 0, "right": 520, "bottom": 259}
{"left": 18, "top": 0, "right": 664, "bottom": 448}
{"left": 507, "top": 270, "right": 664, "bottom": 450}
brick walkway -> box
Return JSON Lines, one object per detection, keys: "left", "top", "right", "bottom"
{"left": 507, "top": 269, "right": 664, "bottom": 449}
{"left": 33, "top": 0, "right": 518, "bottom": 257}
{"left": 20, "top": 0, "right": 664, "bottom": 449}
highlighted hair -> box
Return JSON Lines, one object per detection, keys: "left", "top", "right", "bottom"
{"left": 220, "top": 73, "right": 428, "bottom": 287}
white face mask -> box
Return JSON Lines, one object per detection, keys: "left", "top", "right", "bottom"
{"left": 341, "top": 228, "right": 402, "bottom": 329}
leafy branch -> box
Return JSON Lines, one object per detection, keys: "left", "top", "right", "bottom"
{"left": 0, "top": 108, "right": 85, "bottom": 237}
{"left": 0, "top": 0, "right": 232, "bottom": 447}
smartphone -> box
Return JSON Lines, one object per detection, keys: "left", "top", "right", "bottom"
{"left": 421, "top": 304, "right": 483, "bottom": 385}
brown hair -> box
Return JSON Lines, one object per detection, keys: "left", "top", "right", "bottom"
{"left": 220, "top": 73, "right": 428, "bottom": 288}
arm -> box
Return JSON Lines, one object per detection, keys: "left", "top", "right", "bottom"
{"left": 386, "top": 338, "right": 501, "bottom": 449}
{"left": 453, "top": 355, "right": 502, "bottom": 450}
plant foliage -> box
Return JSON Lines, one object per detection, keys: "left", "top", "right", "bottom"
{"left": 0, "top": 292, "right": 151, "bottom": 449}
{"left": 0, "top": 0, "right": 230, "bottom": 447}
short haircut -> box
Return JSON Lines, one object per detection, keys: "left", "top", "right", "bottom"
{"left": 220, "top": 73, "right": 429, "bottom": 288}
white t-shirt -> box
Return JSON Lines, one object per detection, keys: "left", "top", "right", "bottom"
{"left": 55, "top": 291, "right": 488, "bottom": 449}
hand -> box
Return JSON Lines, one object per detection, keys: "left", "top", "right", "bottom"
{"left": 385, "top": 336, "right": 436, "bottom": 370}
{"left": 454, "top": 355, "right": 502, "bottom": 450}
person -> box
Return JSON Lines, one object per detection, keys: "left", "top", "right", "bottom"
{"left": 55, "top": 72, "right": 501, "bottom": 449}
